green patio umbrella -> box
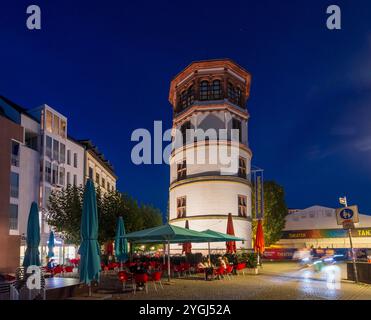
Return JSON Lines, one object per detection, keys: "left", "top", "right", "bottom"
{"left": 124, "top": 224, "right": 223, "bottom": 281}
{"left": 78, "top": 179, "right": 101, "bottom": 294}
{"left": 201, "top": 229, "right": 244, "bottom": 261}
{"left": 114, "top": 217, "right": 128, "bottom": 266}
{"left": 23, "top": 202, "right": 41, "bottom": 268}
{"left": 47, "top": 231, "right": 55, "bottom": 258}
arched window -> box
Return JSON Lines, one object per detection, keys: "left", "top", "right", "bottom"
{"left": 181, "top": 90, "right": 187, "bottom": 109}
{"left": 187, "top": 85, "right": 194, "bottom": 106}
{"left": 228, "top": 82, "right": 236, "bottom": 103}
{"left": 236, "top": 87, "right": 242, "bottom": 106}
{"left": 212, "top": 80, "right": 222, "bottom": 99}
{"left": 200, "top": 81, "right": 209, "bottom": 100}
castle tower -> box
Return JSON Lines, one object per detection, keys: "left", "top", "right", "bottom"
{"left": 168, "top": 59, "right": 253, "bottom": 252}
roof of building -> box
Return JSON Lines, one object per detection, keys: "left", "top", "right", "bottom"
{"left": 78, "top": 139, "right": 117, "bottom": 178}
{"left": 0, "top": 95, "right": 39, "bottom": 123}
{"left": 168, "top": 58, "right": 252, "bottom": 106}
{"left": 284, "top": 205, "right": 371, "bottom": 231}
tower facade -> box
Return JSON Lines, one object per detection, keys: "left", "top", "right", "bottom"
{"left": 168, "top": 59, "right": 253, "bottom": 252}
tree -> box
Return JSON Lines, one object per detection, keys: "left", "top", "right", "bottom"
{"left": 46, "top": 186, "right": 163, "bottom": 246}
{"left": 252, "top": 180, "right": 288, "bottom": 247}
{"left": 47, "top": 185, "right": 84, "bottom": 245}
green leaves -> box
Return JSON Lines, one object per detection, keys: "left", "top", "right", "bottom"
{"left": 252, "top": 180, "right": 288, "bottom": 247}
{"left": 46, "top": 186, "right": 163, "bottom": 246}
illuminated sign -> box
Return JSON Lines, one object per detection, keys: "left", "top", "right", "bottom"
{"left": 281, "top": 228, "right": 371, "bottom": 239}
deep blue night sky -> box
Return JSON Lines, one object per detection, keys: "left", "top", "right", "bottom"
{"left": 1, "top": 1, "right": 371, "bottom": 217}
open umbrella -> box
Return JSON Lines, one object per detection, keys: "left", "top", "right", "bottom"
{"left": 23, "top": 202, "right": 41, "bottom": 268}
{"left": 47, "top": 231, "right": 55, "bottom": 258}
{"left": 254, "top": 219, "right": 265, "bottom": 265}
{"left": 182, "top": 220, "right": 192, "bottom": 254}
{"left": 226, "top": 213, "right": 236, "bottom": 253}
{"left": 124, "top": 224, "right": 222, "bottom": 282}
{"left": 78, "top": 179, "right": 101, "bottom": 295}
{"left": 115, "top": 216, "right": 128, "bottom": 267}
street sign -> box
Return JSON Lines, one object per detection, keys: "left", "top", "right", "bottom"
{"left": 342, "top": 221, "right": 355, "bottom": 230}
{"left": 336, "top": 205, "right": 359, "bottom": 225}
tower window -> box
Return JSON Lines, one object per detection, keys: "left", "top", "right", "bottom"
{"left": 177, "top": 196, "right": 187, "bottom": 218}
{"left": 181, "top": 121, "right": 191, "bottom": 145}
{"left": 177, "top": 160, "right": 187, "bottom": 180}
{"left": 200, "top": 81, "right": 209, "bottom": 100}
{"left": 238, "top": 156, "right": 247, "bottom": 178}
{"left": 232, "top": 118, "right": 242, "bottom": 142}
{"left": 212, "top": 80, "right": 222, "bottom": 99}
{"left": 236, "top": 87, "right": 242, "bottom": 106}
{"left": 238, "top": 195, "right": 247, "bottom": 217}
{"left": 187, "top": 85, "right": 194, "bottom": 106}
{"left": 228, "top": 82, "right": 236, "bottom": 103}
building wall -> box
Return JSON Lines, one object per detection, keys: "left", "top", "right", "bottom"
{"left": 276, "top": 206, "right": 371, "bottom": 249}
{"left": 85, "top": 151, "right": 116, "bottom": 193}
{"left": 18, "top": 145, "right": 40, "bottom": 237}
{"left": 65, "top": 138, "right": 85, "bottom": 188}
{"left": 170, "top": 218, "right": 251, "bottom": 251}
{"left": 0, "top": 115, "right": 23, "bottom": 273}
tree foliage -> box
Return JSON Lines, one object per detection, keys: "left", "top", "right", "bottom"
{"left": 46, "top": 185, "right": 163, "bottom": 246}
{"left": 252, "top": 180, "right": 288, "bottom": 247}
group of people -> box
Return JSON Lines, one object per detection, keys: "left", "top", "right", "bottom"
{"left": 197, "top": 256, "right": 231, "bottom": 280}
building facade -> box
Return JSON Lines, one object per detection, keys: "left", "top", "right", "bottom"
{"left": 78, "top": 140, "right": 117, "bottom": 193}
{"left": 167, "top": 59, "right": 253, "bottom": 252}
{"left": 0, "top": 106, "right": 25, "bottom": 273}
{"left": 0, "top": 96, "right": 117, "bottom": 271}
{"left": 277, "top": 205, "right": 371, "bottom": 249}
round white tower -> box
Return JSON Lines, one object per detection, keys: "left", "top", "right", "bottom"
{"left": 168, "top": 59, "right": 253, "bottom": 252}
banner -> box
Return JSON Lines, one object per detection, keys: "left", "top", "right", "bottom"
{"left": 254, "top": 170, "right": 264, "bottom": 219}
{"left": 281, "top": 228, "right": 371, "bottom": 239}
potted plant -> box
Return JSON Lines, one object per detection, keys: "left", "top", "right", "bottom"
{"left": 246, "top": 252, "right": 259, "bottom": 274}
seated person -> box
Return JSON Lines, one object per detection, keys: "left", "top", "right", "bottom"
{"left": 217, "top": 256, "right": 227, "bottom": 269}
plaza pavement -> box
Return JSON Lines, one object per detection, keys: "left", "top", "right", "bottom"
{"left": 108, "top": 262, "right": 371, "bottom": 300}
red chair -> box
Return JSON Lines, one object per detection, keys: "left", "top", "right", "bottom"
{"left": 150, "top": 271, "right": 163, "bottom": 291}
{"left": 134, "top": 273, "right": 149, "bottom": 294}
{"left": 181, "top": 263, "right": 191, "bottom": 277}
{"left": 225, "top": 265, "right": 234, "bottom": 280}
{"left": 65, "top": 266, "right": 74, "bottom": 273}
{"left": 172, "top": 265, "right": 181, "bottom": 278}
{"left": 214, "top": 266, "right": 226, "bottom": 280}
{"left": 118, "top": 271, "right": 134, "bottom": 292}
{"left": 235, "top": 262, "right": 246, "bottom": 276}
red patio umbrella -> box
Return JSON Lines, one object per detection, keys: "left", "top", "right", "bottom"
{"left": 254, "top": 219, "right": 265, "bottom": 255}
{"left": 182, "top": 220, "right": 192, "bottom": 254}
{"left": 105, "top": 241, "right": 114, "bottom": 256}
{"left": 226, "top": 213, "right": 236, "bottom": 253}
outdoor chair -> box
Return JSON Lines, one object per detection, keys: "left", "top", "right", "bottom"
{"left": 133, "top": 273, "right": 148, "bottom": 294}
{"left": 235, "top": 263, "right": 246, "bottom": 276}
{"left": 225, "top": 265, "right": 234, "bottom": 280}
{"left": 214, "top": 266, "right": 226, "bottom": 280}
{"left": 172, "top": 264, "right": 182, "bottom": 278}
{"left": 181, "top": 263, "right": 191, "bottom": 277}
{"left": 150, "top": 271, "right": 163, "bottom": 291}
{"left": 118, "top": 271, "right": 135, "bottom": 292}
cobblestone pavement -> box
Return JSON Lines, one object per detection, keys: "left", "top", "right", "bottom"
{"left": 108, "top": 262, "right": 371, "bottom": 300}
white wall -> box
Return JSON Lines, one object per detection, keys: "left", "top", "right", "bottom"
{"left": 65, "top": 138, "right": 85, "bottom": 187}
{"left": 170, "top": 143, "right": 251, "bottom": 183}
{"left": 170, "top": 218, "right": 251, "bottom": 250}
{"left": 18, "top": 146, "right": 40, "bottom": 236}
{"left": 169, "top": 180, "right": 251, "bottom": 219}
